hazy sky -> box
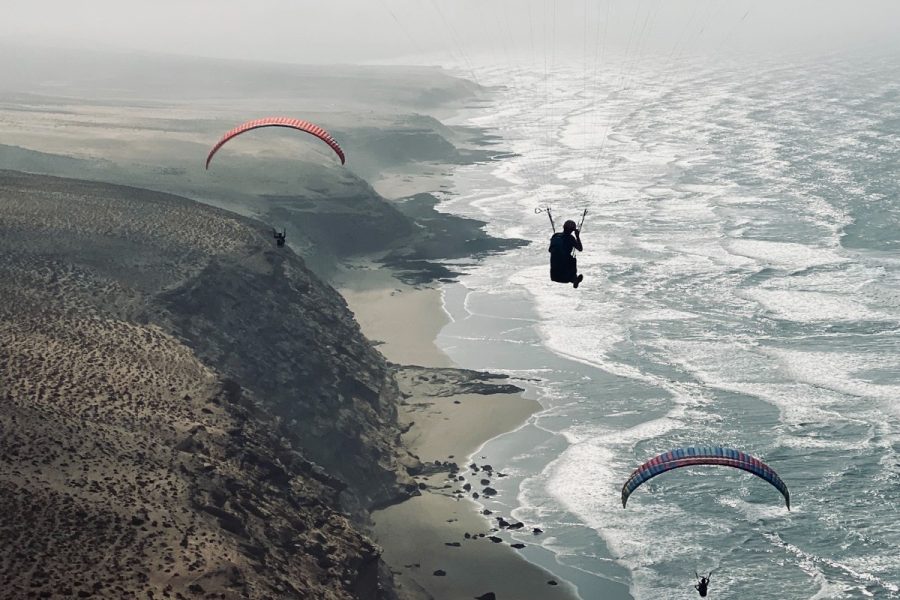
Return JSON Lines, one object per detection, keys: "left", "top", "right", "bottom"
{"left": 5, "top": 1, "right": 900, "bottom": 65}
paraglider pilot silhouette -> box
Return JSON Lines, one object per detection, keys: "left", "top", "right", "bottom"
{"left": 694, "top": 571, "right": 712, "bottom": 597}
{"left": 273, "top": 228, "right": 286, "bottom": 248}
{"left": 549, "top": 219, "right": 583, "bottom": 288}
{"left": 538, "top": 206, "right": 586, "bottom": 288}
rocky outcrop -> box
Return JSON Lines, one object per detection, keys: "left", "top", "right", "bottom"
{"left": 392, "top": 365, "right": 525, "bottom": 397}
{"left": 383, "top": 193, "right": 529, "bottom": 285}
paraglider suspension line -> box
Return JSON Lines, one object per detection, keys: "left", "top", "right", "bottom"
{"left": 535, "top": 206, "right": 556, "bottom": 232}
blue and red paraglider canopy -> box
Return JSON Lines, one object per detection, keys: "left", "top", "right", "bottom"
{"left": 621, "top": 446, "right": 790, "bottom": 510}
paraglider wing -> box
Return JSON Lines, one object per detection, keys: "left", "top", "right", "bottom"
{"left": 205, "top": 117, "right": 346, "bottom": 169}
{"left": 621, "top": 447, "right": 790, "bottom": 509}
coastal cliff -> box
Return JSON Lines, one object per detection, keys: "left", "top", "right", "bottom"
{"left": 0, "top": 170, "right": 415, "bottom": 599}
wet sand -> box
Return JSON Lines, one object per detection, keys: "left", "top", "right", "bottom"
{"left": 340, "top": 267, "right": 452, "bottom": 369}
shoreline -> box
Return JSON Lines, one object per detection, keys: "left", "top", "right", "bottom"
{"left": 339, "top": 274, "right": 580, "bottom": 600}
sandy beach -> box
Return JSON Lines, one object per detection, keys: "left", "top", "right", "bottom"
{"left": 339, "top": 266, "right": 452, "bottom": 369}
{"left": 340, "top": 274, "right": 579, "bottom": 600}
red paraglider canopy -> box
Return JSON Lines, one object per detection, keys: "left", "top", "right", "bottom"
{"left": 205, "top": 117, "right": 346, "bottom": 168}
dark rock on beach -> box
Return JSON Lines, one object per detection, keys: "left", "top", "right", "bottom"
{"left": 383, "top": 192, "right": 528, "bottom": 285}
{"left": 393, "top": 366, "right": 525, "bottom": 398}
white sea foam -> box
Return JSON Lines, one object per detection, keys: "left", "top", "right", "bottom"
{"left": 723, "top": 238, "right": 847, "bottom": 270}
{"left": 740, "top": 288, "right": 886, "bottom": 322}
{"left": 769, "top": 348, "right": 900, "bottom": 402}
{"left": 764, "top": 533, "right": 900, "bottom": 596}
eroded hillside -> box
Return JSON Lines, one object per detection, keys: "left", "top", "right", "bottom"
{"left": 0, "top": 170, "right": 416, "bottom": 599}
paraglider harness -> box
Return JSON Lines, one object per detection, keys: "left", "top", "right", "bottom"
{"left": 538, "top": 207, "right": 586, "bottom": 284}
{"left": 273, "top": 228, "right": 286, "bottom": 248}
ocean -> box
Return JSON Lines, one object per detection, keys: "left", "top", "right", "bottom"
{"left": 433, "top": 51, "right": 900, "bottom": 599}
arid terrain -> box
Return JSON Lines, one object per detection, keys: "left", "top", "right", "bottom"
{"left": 0, "top": 171, "right": 413, "bottom": 599}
